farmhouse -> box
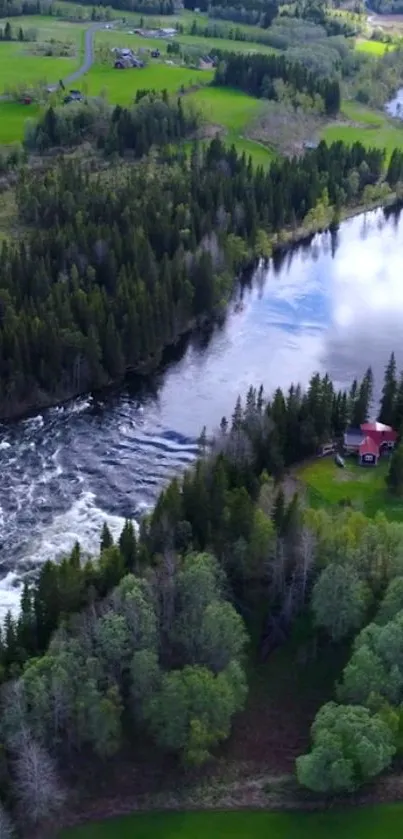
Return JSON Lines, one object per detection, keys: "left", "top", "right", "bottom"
{"left": 112, "top": 47, "right": 144, "bottom": 69}
{"left": 343, "top": 421, "right": 397, "bottom": 466}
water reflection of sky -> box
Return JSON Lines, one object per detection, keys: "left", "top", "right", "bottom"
{"left": 157, "top": 207, "right": 403, "bottom": 434}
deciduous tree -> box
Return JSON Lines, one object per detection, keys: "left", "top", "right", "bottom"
{"left": 311, "top": 563, "right": 370, "bottom": 641}
{"left": 296, "top": 702, "right": 395, "bottom": 792}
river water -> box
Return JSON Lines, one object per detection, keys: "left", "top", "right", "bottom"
{"left": 1, "top": 206, "right": 403, "bottom": 616}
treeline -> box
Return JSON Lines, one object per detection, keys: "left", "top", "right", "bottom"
{"left": 213, "top": 52, "right": 341, "bottom": 114}
{"left": 0, "top": 20, "right": 33, "bottom": 39}
{"left": 186, "top": 17, "right": 276, "bottom": 41}
{"left": 0, "top": 0, "right": 42, "bottom": 16}
{"left": 0, "top": 546, "right": 247, "bottom": 832}
{"left": 0, "top": 137, "right": 385, "bottom": 418}
{"left": 184, "top": 0, "right": 278, "bottom": 26}
{"left": 296, "top": 504, "right": 403, "bottom": 793}
{"left": 26, "top": 92, "right": 199, "bottom": 154}
{"left": 0, "top": 369, "right": 378, "bottom": 677}
{"left": 0, "top": 361, "right": 401, "bottom": 828}
{"left": 61, "top": 0, "right": 175, "bottom": 11}
{"left": 367, "top": 0, "right": 403, "bottom": 13}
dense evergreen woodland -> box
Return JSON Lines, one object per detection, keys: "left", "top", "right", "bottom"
{"left": 27, "top": 93, "right": 199, "bottom": 154}
{"left": 2, "top": 358, "right": 403, "bottom": 831}
{"left": 0, "top": 112, "right": 385, "bottom": 418}
{"left": 213, "top": 51, "right": 341, "bottom": 114}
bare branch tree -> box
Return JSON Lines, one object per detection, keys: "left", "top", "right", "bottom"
{"left": 12, "top": 737, "right": 66, "bottom": 826}
{"left": 0, "top": 802, "right": 15, "bottom": 839}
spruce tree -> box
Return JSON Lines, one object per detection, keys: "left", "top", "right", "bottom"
{"left": 100, "top": 522, "right": 113, "bottom": 553}
{"left": 379, "top": 353, "right": 397, "bottom": 426}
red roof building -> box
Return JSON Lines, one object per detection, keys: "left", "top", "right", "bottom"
{"left": 359, "top": 435, "right": 380, "bottom": 466}
{"left": 344, "top": 421, "right": 397, "bottom": 467}
{"left": 360, "top": 422, "right": 397, "bottom": 450}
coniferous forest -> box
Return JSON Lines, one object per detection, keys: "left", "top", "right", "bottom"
{"left": 0, "top": 104, "right": 386, "bottom": 419}
{"left": 2, "top": 359, "right": 403, "bottom": 831}
{"left": 2, "top": 56, "right": 403, "bottom": 829}
{"left": 213, "top": 51, "right": 341, "bottom": 114}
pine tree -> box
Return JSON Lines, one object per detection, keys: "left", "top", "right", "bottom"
{"left": 379, "top": 353, "right": 397, "bottom": 426}
{"left": 118, "top": 520, "right": 137, "bottom": 572}
{"left": 100, "top": 522, "right": 113, "bottom": 553}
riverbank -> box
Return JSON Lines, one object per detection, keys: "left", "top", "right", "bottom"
{"left": 269, "top": 187, "right": 400, "bottom": 250}
{"left": 0, "top": 187, "right": 400, "bottom": 425}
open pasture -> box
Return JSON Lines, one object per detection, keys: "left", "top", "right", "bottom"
{"left": 0, "top": 16, "right": 85, "bottom": 94}
{"left": 321, "top": 116, "right": 403, "bottom": 161}
{"left": 186, "top": 86, "right": 275, "bottom": 167}
{"left": 80, "top": 62, "right": 213, "bottom": 106}
{"left": 95, "top": 27, "right": 278, "bottom": 57}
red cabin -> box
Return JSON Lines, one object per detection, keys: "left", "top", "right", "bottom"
{"left": 344, "top": 421, "right": 397, "bottom": 467}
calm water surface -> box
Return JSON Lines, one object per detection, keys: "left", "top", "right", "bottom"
{"left": 1, "top": 207, "right": 403, "bottom": 614}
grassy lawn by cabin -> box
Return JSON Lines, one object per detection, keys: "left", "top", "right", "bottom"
{"left": 59, "top": 804, "right": 403, "bottom": 838}
{"left": 297, "top": 456, "right": 403, "bottom": 521}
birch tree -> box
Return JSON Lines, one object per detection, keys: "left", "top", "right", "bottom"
{"left": 12, "top": 737, "right": 66, "bottom": 825}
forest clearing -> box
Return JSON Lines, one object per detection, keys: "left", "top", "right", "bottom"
{"left": 297, "top": 456, "right": 403, "bottom": 520}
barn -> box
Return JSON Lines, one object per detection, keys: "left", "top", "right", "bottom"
{"left": 359, "top": 435, "right": 379, "bottom": 466}
{"left": 343, "top": 421, "right": 397, "bottom": 467}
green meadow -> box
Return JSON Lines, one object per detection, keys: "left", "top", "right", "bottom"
{"left": 341, "top": 99, "right": 385, "bottom": 126}
{"left": 95, "top": 27, "right": 277, "bottom": 56}
{"left": 187, "top": 86, "right": 275, "bottom": 167}
{"left": 0, "top": 41, "right": 80, "bottom": 91}
{"left": 355, "top": 38, "right": 392, "bottom": 55}
{"left": 321, "top": 113, "right": 403, "bottom": 161}
{"left": 80, "top": 63, "right": 213, "bottom": 105}
{"left": 298, "top": 457, "right": 403, "bottom": 521}
{"left": 0, "top": 101, "right": 40, "bottom": 143}
{"left": 59, "top": 804, "right": 403, "bottom": 839}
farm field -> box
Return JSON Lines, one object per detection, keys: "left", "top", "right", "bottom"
{"left": 188, "top": 86, "right": 263, "bottom": 133}
{"left": 0, "top": 16, "right": 85, "bottom": 95}
{"left": 0, "top": 14, "right": 85, "bottom": 42}
{"left": 95, "top": 27, "right": 277, "bottom": 56}
{"left": 59, "top": 2, "right": 270, "bottom": 39}
{"left": 79, "top": 63, "right": 213, "bottom": 106}
{"left": 0, "top": 101, "right": 40, "bottom": 143}
{"left": 321, "top": 115, "right": 403, "bottom": 160}
{"left": 59, "top": 804, "right": 403, "bottom": 838}
{"left": 0, "top": 41, "right": 80, "bottom": 91}
{"left": 297, "top": 456, "right": 403, "bottom": 521}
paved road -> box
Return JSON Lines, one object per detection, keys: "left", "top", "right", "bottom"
{"left": 63, "top": 21, "right": 114, "bottom": 86}
{"left": 48, "top": 20, "right": 118, "bottom": 91}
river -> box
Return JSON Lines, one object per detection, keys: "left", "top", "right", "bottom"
{"left": 1, "top": 206, "right": 403, "bottom": 616}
